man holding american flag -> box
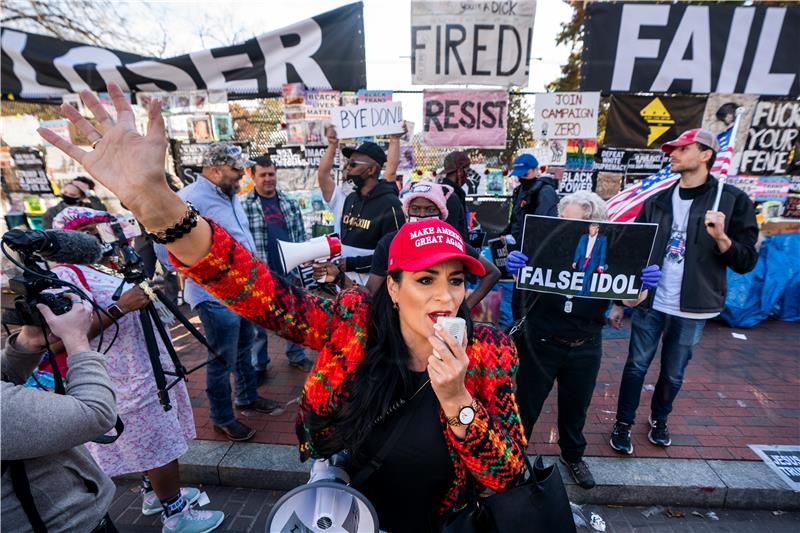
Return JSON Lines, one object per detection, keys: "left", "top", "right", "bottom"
{"left": 609, "top": 128, "right": 759, "bottom": 456}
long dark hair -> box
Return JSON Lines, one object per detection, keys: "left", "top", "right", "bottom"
{"left": 312, "top": 269, "right": 473, "bottom": 458}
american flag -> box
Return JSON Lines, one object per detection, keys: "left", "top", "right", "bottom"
{"left": 607, "top": 128, "right": 734, "bottom": 222}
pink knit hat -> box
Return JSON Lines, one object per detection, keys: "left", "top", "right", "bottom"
{"left": 399, "top": 181, "right": 453, "bottom": 220}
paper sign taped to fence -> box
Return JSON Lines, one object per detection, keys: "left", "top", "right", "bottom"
{"left": 516, "top": 215, "right": 658, "bottom": 299}
{"left": 411, "top": 0, "right": 537, "bottom": 87}
{"left": 423, "top": 89, "right": 508, "bottom": 148}
{"left": 534, "top": 92, "right": 600, "bottom": 140}
{"left": 330, "top": 102, "right": 404, "bottom": 139}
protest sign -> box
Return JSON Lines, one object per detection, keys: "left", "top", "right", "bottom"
{"left": 784, "top": 195, "right": 800, "bottom": 218}
{"left": 523, "top": 141, "right": 567, "bottom": 167}
{"left": 748, "top": 445, "right": 800, "bottom": 491}
{"left": 466, "top": 196, "right": 512, "bottom": 240}
{"left": 330, "top": 102, "right": 403, "bottom": 139}
{"left": 357, "top": 90, "right": 392, "bottom": 104}
{"left": 304, "top": 145, "right": 341, "bottom": 168}
{"left": 534, "top": 92, "right": 600, "bottom": 140}
{"left": 754, "top": 176, "right": 791, "bottom": 202}
{"left": 557, "top": 169, "right": 594, "bottom": 195}
{"left": 423, "top": 89, "right": 508, "bottom": 148}
{"left": 790, "top": 176, "right": 800, "bottom": 194}
{"left": 739, "top": 99, "right": 800, "bottom": 175}
{"left": 595, "top": 172, "right": 623, "bottom": 200}
{"left": 605, "top": 94, "right": 706, "bottom": 149}
{"left": 726, "top": 176, "right": 759, "bottom": 202}
{"left": 1, "top": 3, "right": 366, "bottom": 100}
{"left": 594, "top": 148, "right": 670, "bottom": 176}
{"left": 565, "top": 139, "right": 596, "bottom": 169}
{"left": 581, "top": 2, "right": 800, "bottom": 96}
{"left": 517, "top": 215, "right": 658, "bottom": 299}
{"left": 8, "top": 147, "right": 52, "bottom": 194}
{"left": 410, "top": 0, "right": 537, "bottom": 87}
{"left": 267, "top": 146, "right": 308, "bottom": 169}
{"left": 701, "top": 93, "right": 758, "bottom": 173}
{"left": 305, "top": 89, "right": 341, "bottom": 121}
{"left": 171, "top": 140, "right": 250, "bottom": 181}
{"left": 488, "top": 237, "right": 511, "bottom": 280}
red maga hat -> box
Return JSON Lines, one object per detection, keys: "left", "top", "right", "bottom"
{"left": 388, "top": 218, "right": 485, "bottom": 276}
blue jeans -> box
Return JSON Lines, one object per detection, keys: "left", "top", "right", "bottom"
{"left": 498, "top": 281, "right": 514, "bottom": 327}
{"left": 197, "top": 300, "right": 258, "bottom": 426}
{"left": 251, "top": 326, "right": 307, "bottom": 369}
{"left": 616, "top": 307, "right": 706, "bottom": 425}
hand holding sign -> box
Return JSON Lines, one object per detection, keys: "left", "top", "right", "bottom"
{"left": 505, "top": 251, "right": 528, "bottom": 275}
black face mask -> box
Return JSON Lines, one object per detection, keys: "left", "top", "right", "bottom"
{"left": 346, "top": 173, "right": 367, "bottom": 192}
{"left": 62, "top": 195, "right": 81, "bottom": 205}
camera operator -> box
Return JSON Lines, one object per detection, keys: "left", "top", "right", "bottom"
{"left": 2, "top": 294, "right": 119, "bottom": 532}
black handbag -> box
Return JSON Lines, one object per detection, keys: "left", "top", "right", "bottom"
{"left": 442, "top": 454, "right": 576, "bottom": 533}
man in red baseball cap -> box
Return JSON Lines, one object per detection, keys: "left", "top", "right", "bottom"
{"left": 609, "top": 128, "right": 758, "bottom": 456}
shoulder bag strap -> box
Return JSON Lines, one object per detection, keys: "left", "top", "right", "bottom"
{"left": 3, "top": 460, "right": 48, "bottom": 532}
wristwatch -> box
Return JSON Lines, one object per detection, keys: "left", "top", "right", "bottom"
{"left": 446, "top": 399, "right": 478, "bottom": 427}
{"left": 106, "top": 304, "right": 125, "bottom": 319}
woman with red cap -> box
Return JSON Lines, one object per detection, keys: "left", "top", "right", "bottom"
{"left": 39, "top": 85, "right": 528, "bottom": 533}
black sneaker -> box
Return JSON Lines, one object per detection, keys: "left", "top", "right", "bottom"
{"left": 288, "top": 358, "right": 314, "bottom": 372}
{"left": 559, "top": 457, "right": 596, "bottom": 489}
{"left": 237, "top": 397, "right": 282, "bottom": 413}
{"left": 213, "top": 420, "right": 255, "bottom": 441}
{"left": 255, "top": 368, "right": 270, "bottom": 386}
{"left": 609, "top": 421, "right": 634, "bottom": 455}
{"left": 648, "top": 416, "right": 671, "bottom": 446}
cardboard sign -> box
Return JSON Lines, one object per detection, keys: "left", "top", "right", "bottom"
{"left": 581, "top": 3, "right": 800, "bottom": 96}
{"left": 517, "top": 215, "right": 658, "bottom": 299}
{"left": 329, "top": 102, "right": 403, "bottom": 139}
{"left": 534, "top": 92, "right": 600, "bottom": 140}
{"left": 423, "top": 89, "right": 508, "bottom": 148}
{"left": 748, "top": 445, "right": 800, "bottom": 491}
{"left": 410, "top": 0, "right": 537, "bottom": 87}
{"left": 8, "top": 147, "right": 52, "bottom": 194}
{"left": 557, "top": 169, "right": 595, "bottom": 194}
{"left": 739, "top": 99, "right": 800, "bottom": 175}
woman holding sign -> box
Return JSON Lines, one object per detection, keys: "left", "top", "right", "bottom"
{"left": 505, "top": 191, "right": 661, "bottom": 490}
{"left": 39, "top": 85, "right": 529, "bottom": 533}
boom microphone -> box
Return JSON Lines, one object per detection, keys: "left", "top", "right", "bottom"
{"left": 3, "top": 229, "right": 104, "bottom": 264}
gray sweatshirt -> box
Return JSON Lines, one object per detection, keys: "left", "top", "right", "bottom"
{"left": 1, "top": 333, "right": 118, "bottom": 532}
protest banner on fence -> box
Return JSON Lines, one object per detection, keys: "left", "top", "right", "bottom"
{"left": 565, "top": 139, "right": 596, "bottom": 169}
{"left": 754, "top": 176, "right": 791, "bottom": 202}
{"left": 516, "top": 215, "right": 658, "bottom": 299}
{"left": 410, "top": 0, "right": 537, "bottom": 87}
{"left": 581, "top": 2, "right": 800, "bottom": 97}
{"left": 268, "top": 146, "right": 309, "bottom": 169}
{"left": 784, "top": 196, "right": 800, "bottom": 218}
{"left": 605, "top": 94, "right": 707, "bottom": 149}
{"left": 739, "top": 99, "right": 800, "bottom": 175}
{"left": 423, "top": 89, "right": 508, "bottom": 148}
{"left": 304, "top": 145, "right": 341, "bottom": 168}
{"left": 534, "top": 92, "right": 600, "bottom": 139}
{"left": 701, "top": 93, "right": 758, "bottom": 174}
{"left": 329, "top": 102, "right": 404, "bottom": 139}
{"left": 7, "top": 147, "right": 52, "bottom": 194}
{"left": 557, "top": 169, "right": 594, "bottom": 194}
{"left": 524, "top": 141, "right": 567, "bottom": 167}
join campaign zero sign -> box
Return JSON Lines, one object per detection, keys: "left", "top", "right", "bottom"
{"left": 581, "top": 2, "right": 800, "bottom": 96}
{"left": 410, "top": 0, "right": 537, "bottom": 87}
{"left": 517, "top": 215, "right": 657, "bottom": 300}
{"left": 0, "top": 3, "right": 366, "bottom": 100}
{"left": 423, "top": 89, "right": 508, "bottom": 148}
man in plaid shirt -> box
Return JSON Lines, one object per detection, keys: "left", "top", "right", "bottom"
{"left": 242, "top": 155, "right": 313, "bottom": 378}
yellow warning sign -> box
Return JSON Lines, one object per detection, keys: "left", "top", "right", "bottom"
{"left": 640, "top": 97, "right": 675, "bottom": 146}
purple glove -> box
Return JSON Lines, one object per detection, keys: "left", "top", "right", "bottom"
{"left": 505, "top": 251, "right": 528, "bottom": 275}
{"left": 641, "top": 264, "right": 661, "bottom": 290}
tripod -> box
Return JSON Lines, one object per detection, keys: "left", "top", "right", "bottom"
{"left": 109, "top": 231, "right": 226, "bottom": 411}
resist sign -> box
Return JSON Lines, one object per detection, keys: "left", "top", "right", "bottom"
{"left": 423, "top": 89, "right": 508, "bottom": 148}
{"left": 330, "top": 102, "right": 404, "bottom": 138}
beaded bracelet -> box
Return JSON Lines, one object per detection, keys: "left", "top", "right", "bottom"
{"left": 146, "top": 202, "right": 200, "bottom": 244}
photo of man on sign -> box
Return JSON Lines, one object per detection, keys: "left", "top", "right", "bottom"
{"left": 572, "top": 222, "right": 607, "bottom": 296}
{"left": 517, "top": 215, "right": 658, "bottom": 300}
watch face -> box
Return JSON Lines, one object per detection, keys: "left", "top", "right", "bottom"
{"left": 458, "top": 406, "right": 475, "bottom": 425}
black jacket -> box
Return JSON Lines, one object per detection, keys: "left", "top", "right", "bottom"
{"left": 504, "top": 176, "right": 559, "bottom": 251}
{"left": 636, "top": 176, "right": 758, "bottom": 314}
{"left": 341, "top": 180, "right": 404, "bottom": 273}
{"left": 439, "top": 176, "right": 469, "bottom": 241}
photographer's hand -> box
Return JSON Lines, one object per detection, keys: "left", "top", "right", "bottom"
{"left": 37, "top": 293, "right": 94, "bottom": 353}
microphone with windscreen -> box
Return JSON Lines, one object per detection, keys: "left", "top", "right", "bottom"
{"left": 2, "top": 229, "right": 104, "bottom": 264}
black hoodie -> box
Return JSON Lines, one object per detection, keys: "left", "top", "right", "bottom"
{"left": 504, "top": 175, "right": 559, "bottom": 251}
{"left": 341, "top": 180, "right": 405, "bottom": 273}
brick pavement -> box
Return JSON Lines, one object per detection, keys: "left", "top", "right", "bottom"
{"left": 110, "top": 479, "right": 800, "bottom": 532}
{"left": 171, "top": 307, "right": 799, "bottom": 461}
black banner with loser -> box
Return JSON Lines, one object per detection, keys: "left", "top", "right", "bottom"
{"left": 1, "top": 3, "right": 366, "bottom": 100}
{"left": 604, "top": 94, "right": 706, "bottom": 149}
{"left": 581, "top": 2, "right": 800, "bottom": 96}
{"left": 516, "top": 215, "right": 657, "bottom": 300}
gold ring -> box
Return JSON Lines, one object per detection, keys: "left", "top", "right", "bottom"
{"left": 91, "top": 139, "right": 101, "bottom": 149}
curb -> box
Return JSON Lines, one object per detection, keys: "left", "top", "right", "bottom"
{"left": 119, "top": 439, "right": 799, "bottom": 511}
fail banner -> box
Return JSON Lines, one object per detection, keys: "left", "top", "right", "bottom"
{"left": 581, "top": 2, "right": 800, "bottom": 96}
{"left": 410, "top": 0, "right": 536, "bottom": 87}
{"left": 534, "top": 92, "right": 600, "bottom": 140}
{"left": 423, "top": 89, "right": 508, "bottom": 148}
{"left": 1, "top": 3, "right": 366, "bottom": 100}
{"left": 517, "top": 215, "right": 657, "bottom": 300}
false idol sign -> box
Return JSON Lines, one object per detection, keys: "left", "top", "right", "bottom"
{"left": 410, "top": 0, "right": 537, "bottom": 87}
{"left": 0, "top": 3, "right": 366, "bottom": 100}
{"left": 516, "top": 215, "right": 657, "bottom": 300}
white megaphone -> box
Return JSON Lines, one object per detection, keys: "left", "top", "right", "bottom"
{"left": 278, "top": 235, "right": 342, "bottom": 274}
{"left": 265, "top": 457, "right": 379, "bottom": 533}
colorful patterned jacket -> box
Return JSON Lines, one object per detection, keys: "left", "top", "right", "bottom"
{"left": 174, "top": 222, "right": 528, "bottom": 518}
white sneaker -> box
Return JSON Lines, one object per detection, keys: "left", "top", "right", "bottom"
{"left": 161, "top": 505, "right": 224, "bottom": 533}
{"left": 142, "top": 487, "right": 201, "bottom": 516}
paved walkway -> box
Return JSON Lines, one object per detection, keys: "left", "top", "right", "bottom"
{"left": 110, "top": 479, "right": 800, "bottom": 532}
{"left": 171, "top": 309, "right": 799, "bottom": 461}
